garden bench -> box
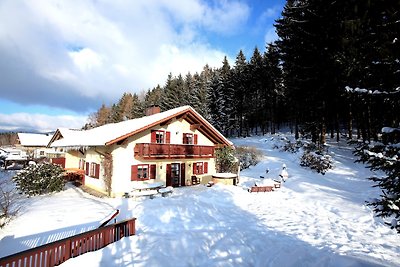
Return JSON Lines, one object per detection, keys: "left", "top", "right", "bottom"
{"left": 131, "top": 189, "right": 159, "bottom": 199}
{"left": 158, "top": 186, "right": 173, "bottom": 197}
{"left": 249, "top": 186, "right": 274, "bottom": 193}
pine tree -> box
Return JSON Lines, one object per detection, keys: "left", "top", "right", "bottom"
{"left": 354, "top": 126, "right": 400, "bottom": 233}
{"left": 208, "top": 70, "right": 226, "bottom": 133}
{"left": 144, "top": 85, "right": 163, "bottom": 108}
{"left": 232, "top": 50, "right": 249, "bottom": 137}
{"left": 248, "top": 47, "right": 265, "bottom": 135}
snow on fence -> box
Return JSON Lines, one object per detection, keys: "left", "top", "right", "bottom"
{"left": 0, "top": 217, "right": 136, "bottom": 267}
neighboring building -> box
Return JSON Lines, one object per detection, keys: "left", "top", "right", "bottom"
{"left": 16, "top": 133, "right": 58, "bottom": 159}
{"left": 48, "top": 106, "right": 233, "bottom": 197}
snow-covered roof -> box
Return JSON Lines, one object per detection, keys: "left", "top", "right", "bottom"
{"left": 17, "top": 133, "right": 53, "bottom": 147}
{"left": 50, "top": 106, "right": 232, "bottom": 148}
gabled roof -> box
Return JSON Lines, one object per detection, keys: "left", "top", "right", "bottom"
{"left": 49, "top": 106, "right": 232, "bottom": 148}
{"left": 17, "top": 133, "right": 53, "bottom": 147}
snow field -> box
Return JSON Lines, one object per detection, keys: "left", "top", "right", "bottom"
{"left": 1, "top": 134, "right": 399, "bottom": 266}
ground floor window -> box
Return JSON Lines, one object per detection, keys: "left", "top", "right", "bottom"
{"left": 79, "top": 159, "right": 85, "bottom": 170}
{"left": 193, "top": 162, "right": 208, "bottom": 175}
{"left": 88, "top": 162, "right": 100, "bottom": 178}
{"left": 131, "top": 164, "right": 156, "bottom": 181}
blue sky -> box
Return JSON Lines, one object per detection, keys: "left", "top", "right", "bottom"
{"left": 0, "top": 0, "right": 285, "bottom": 132}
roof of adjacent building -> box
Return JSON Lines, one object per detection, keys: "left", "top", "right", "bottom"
{"left": 49, "top": 106, "right": 233, "bottom": 148}
{"left": 17, "top": 133, "right": 53, "bottom": 147}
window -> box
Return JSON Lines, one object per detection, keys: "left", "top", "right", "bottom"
{"left": 79, "top": 159, "right": 85, "bottom": 170}
{"left": 193, "top": 162, "right": 208, "bottom": 175}
{"left": 151, "top": 130, "right": 171, "bottom": 144}
{"left": 183, "top": 133, "right": 193, "bottom": 144}
{"left": 138, "top": 164, "right": 149, "bottom": 179}
{"left": 89, "top": 162, "right": 100, "bottom": 178}
{"left": 155, "top": 131, "right": 164, "bottom": 143}
{"left": 131, "top": 164, "right": 156, "bottom": 181}
{"left": 39, "top": 151, "right": 45, "bottom": 156}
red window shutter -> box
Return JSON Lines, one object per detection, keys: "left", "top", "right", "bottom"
{"left": 95, "top": 164, "right": 100, "bottom": 178}
{"left": 151, "top": 131, "right": 156, "bottom": 143}
{"left": 150, "top": 164, "right": 156, "bottom": 179}
{"left": 193, "top": 163, "right": 197, "bottom": 175}
{"left": 131, "top": 165, "right": 138, "bottom": 181}
{"left": 204, "top": 162, "right": 208, "bottom": 174}
{"left": 85, "top": 162, "right": 89, "bottom": 175}
{"left": 166, "top": 131, "right": 171, "bottom": 144}
{"left": 194, "top": 134, "right": 198, "bottom": 145}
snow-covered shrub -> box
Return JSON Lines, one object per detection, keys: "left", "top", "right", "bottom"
{"left": 235, "top": 146, "right": 262, "bottom": 170}
{"left": 0, "top": 172, "right": 21, "bottom": 228}
{"left": 281, "top": 140, "right": 303, "bottom": 153}
{"left": 300, "top": 150, "right": 333, "bottom": 175}
{"left": 13, "top": 163, "right": 66, "bottom": 196}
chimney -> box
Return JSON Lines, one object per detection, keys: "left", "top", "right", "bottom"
{"left": 145, "top": 106, "right": 161, "bottom": 116}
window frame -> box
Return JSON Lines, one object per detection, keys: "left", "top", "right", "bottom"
{"left": 183, "top": 133, "right": 194, "bottom": 144}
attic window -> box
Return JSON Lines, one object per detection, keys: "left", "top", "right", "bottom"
{"left": 155, "top": 131, "right": 164, "bottom": 143}
{"left": 183, "top": 133, "right": 193, "bottom": 144}
{"left": 151, "top": 130, "right": 171, "bottom": 144}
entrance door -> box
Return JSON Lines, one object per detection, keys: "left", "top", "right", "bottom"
{"left": 166, "top": 163, "right": 181, "bottom": 187}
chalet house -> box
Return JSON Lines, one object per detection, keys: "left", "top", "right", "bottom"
{"left": 16, "top": 133, "right": 58, "bottom": 159}
{"left": 48, "top": 106, "right": 233, "bottom": 197}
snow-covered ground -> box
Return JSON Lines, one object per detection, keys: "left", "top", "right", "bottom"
{"left": 1, "top": 134, "right": 399, "bottom": 266}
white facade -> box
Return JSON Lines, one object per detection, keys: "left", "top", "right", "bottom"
{"left": 49, "top": 106, "right": 232, "bottom": 197}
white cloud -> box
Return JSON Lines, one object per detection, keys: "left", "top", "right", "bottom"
{"left": 69, "top": 48, "right": 103, "bottom": 72}
{"left": 0, "top": 113, "right": 87, "bottom": 133}
{"left": 0, "top": 0, "right": 247, "bottom": 99}
{"left": 0, "top": 0, "right": 250, "bottom": 131}
{"left": 264, "top": 27, "right": 278, "bottom": 44}
{"left": 261, "top": 6, "right": 281, "bottom": 19}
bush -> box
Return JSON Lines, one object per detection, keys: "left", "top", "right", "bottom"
{"left": 235, "top": 146, "right": 263, "bottom": 170}
{"left": 13, "top": 163, "right": 66, "bottom": 196}
{"left": 300, "top": 151, "right": 333, "bottom": 174}
{"left": 0, "top": 172, "right": 21, "bottom": 228}
{"left": 281, "top": 140, "right": 303, "bottom": 153}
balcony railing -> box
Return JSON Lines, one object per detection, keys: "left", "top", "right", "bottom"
{"left": 134, "top": 143, "right": 215, "bottom": 159}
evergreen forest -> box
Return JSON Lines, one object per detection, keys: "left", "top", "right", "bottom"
{"left": 87, "top": 1, "right": 399, "bottom": 145}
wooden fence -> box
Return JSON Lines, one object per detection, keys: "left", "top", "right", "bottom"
{"left": 0, "top": 218, "right": 136, "bottom": 267}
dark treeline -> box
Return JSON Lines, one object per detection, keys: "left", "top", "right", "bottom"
{"left": 88, "top": 0, "right": 399, "bottom": 143}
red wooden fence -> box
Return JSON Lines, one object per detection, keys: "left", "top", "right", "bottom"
{"left": 0, "top": 218, "right": 136, "bottom": 267}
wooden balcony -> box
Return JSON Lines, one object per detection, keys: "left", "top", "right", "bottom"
{"left": 134, "top": 143, "right": 215, "bottom": 159}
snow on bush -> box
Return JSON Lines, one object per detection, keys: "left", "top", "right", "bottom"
{"left": 235, "top": 146, "right": 262, "bottom": 170}
{"left": 300, "top": 150, "right": 333, "bottom": 175}
{"left": 0, "top": 172, "right": 22, "bottom": 228}
{"left": 13, "top": 163, "right": 66, "bottom": 196}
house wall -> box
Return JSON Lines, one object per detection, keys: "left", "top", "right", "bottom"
{"left": 84, "top": 148, "right": 108, "bottom": 195}
{"left": 64, "top": 150, "right": 82, "bottom": 169}
{"left": 110, "top": 117, "right": 216, "bottom": 197}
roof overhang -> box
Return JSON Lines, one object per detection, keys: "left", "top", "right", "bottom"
{"left": 106, "top": 107, "right": 233, "bottom": 147}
